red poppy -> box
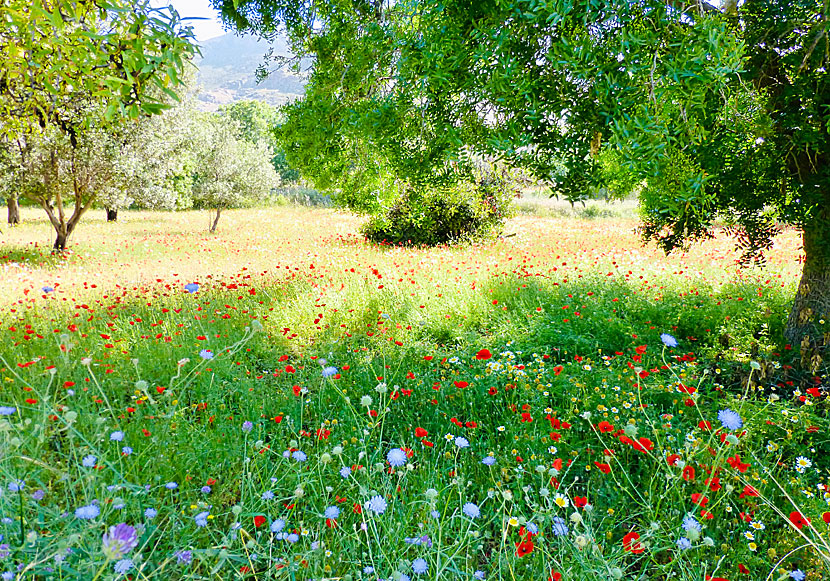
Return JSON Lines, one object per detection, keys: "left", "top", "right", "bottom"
{"left": 476, "top": 348, "right": 492, "bottom": 360}
{"left": 415, "top": 427, "right": 428, "bottom": 438}
{"left": 682, "top": 466, "right": 695, "bottom": 481}
{"left": 691, "top": 493, "right": 709, "bottom": 507}
{"left": 594, "top": 462, "right": 611, "bottom": 474}
{"left": 597, "top": 421, "right": 615, "bottom": 433}
{"left": 789, "top": 511, "right": 811, "bottom": 529}
{"left": 453, "top": 381, "right": 468, "bottom": 389}
{"left": 622, "top": 531, "right": 644, "bottom": 554}
{"left": 253, "top": 515, "right": 266, "bottom": 528}
{"left": 515, "top": 534, "right": 534, "bottom": 557}
{"left": 726, "top": 454, "right": 750, "bottom": 473}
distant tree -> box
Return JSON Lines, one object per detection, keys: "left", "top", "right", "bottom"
{"left": 213, "top": 0, "right": 830, "bottom": 347}
{"left": 0, "top": 0, "right": 196, "bottom": 250}
{"left": 221, "top": 100, "right": 301, "bottom": 184}
{"left": 191, "top": 114, "right": 279, "bottom": 232}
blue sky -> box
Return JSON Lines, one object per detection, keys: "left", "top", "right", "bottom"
{"left": 151, "top": 0, "right": 226, "bottom": 42}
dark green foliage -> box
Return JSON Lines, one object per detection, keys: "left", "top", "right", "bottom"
{"left": 361, "top": 168, "right": 515, "bottom": 246}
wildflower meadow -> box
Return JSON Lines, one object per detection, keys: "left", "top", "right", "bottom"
{"left": 0, "top": 207, "right": 827, "bottom": 580}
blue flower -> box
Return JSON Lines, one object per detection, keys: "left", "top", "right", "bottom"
{"left": 339, "top": 466, "right": 352, "bottom": 478}
{"left": 660, "top": 333, "right": 678, "bottom": 347}
{"left": 165, "top": 482, "right": 178, "bottom": 490}
{"left": 321, "top": 366, "right": 338, "bottom": 377}
{"left": 145, "top": 508, "right": 157, "bottom": 519}
{"left": 387, "top": 448, "right": 407, "bottom": 467}
{"left": 261, "top": 490, "right": 274, "bottom": 500}
{"left": 82, "top": 455, "right": 97, "bottom": 467}
{"left": 474, "top": 571, "right": 486, "bottom": 580}
{"left": 75, "top": 504, "right": 100, "bottom": 519}
{"left": 462, "top": 502, "right": 480, "bottom": 519}
{"left": 194, "top": 511, "right": 209, "bottom": 527}
{"left": 717, "top": 408, "right": 743, "bottom": 431}
{"left": 42, "top": 286, "right": 54, "bottom": 293}
{"left": 324, "top": 506, "right": 340, "bottom": 519}
{"left": 292, "top": 450, "right": 307, "bottom": 462}
{"left": 7, "top": 480, "right": 23, "bottom": 492}
{"left": 676, "top": 537, "right": 692, "bottom": 550}
{"left": 412, "top": 558, "right": 428, "bottom": 575}
{"left": 0, "top": 407, "right": 16, "bottom": 416}
{"left": 481, "top": 456, "right": 496, "bottom": 466}
{"left": 455, "top": 437, "right": 470, "bottom": 448}
{"left": 286, "top": 533, "right": 299, "bottom": 543}
{"left": 199, "top": 349, "right": 214, "bottom": 360}
{"left": 551, "top": 516, "right": 569, "bottom": 536}
{"left": 113, "top": 559, "right": 133, "bottom": 574}
{"left": 682, "top": 514, "right": 701, "bottom": 532}
{"left": 270, "top": 519, "right": 285, "bottom": 533}
{"left": 175, "top": 549, "right": 192, "bottom": 565}
{"left": 364, "top": 495, "right": 387, "bottom": 515}
{"left": 201, "top": 486, "right": 211, "bottom": 495}
{"left": 790, "top": 570, "right": 806, "bottom": 581}
{"left": 121, "top": 446, "right": 133, "bottom": 456}
{"left": 184, "top": 283, "right": 199, "bottom": 294}
{"left": 242, "top": 421, "right": 253, "bottom": 432}
{"left": 110, "top": 431, "right": 124, "bottom": 441}
{"left": 31, "top": 490, "right": 45, "bottom": 501}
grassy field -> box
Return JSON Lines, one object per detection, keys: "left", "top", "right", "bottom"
{"left": 0, "top": 207, "right": 827, "bottom": 580}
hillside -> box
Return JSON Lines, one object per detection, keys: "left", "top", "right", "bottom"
{"left": 194, "top": 33, "right": 305, "bottom": 110}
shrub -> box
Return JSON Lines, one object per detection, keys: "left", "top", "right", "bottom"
{"left": 361, "top": 168, "right": 515, "bottom": 245}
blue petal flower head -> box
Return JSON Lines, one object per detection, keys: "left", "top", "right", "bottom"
{"left": 184, "top": 283, "right": 199, "bottom": 294}
{"left": 789, "top": 570, "right": 805, "bottom": 581}
{"left": 551, "top": 516, "right": 569, "bottom": 536}
{"left": 199, "top": 349, "right": 214, "bottom": 360}
{"left": 75, "top": 504, "right": 100, "bottom": 519}
{"left": 242, "top": 421, "right": 253, "bottom": 432}
{"left": 110, "top": 431, "right": 124, "bottom": 441}
{"left": 144, "top": 508, "right": 157, "bottom": 519}
{"left": 365, "top": 495, "right": 387, "bottom": 515}
{"left": 324, "top": 506, "right": 340, "bottom": 519}
{"left": 387, "top": 448, "right": 407, "bottom": 467}
{"left": 676, "top": 537, "right": 692, "bottom": 550}
{"left": 194, "top": 511, "right": 209, "bottom": 527}
{"left": 321, "top": 366, "right": 338, "bottom": 377}
{"left": 339, "top": 466, "right": 352, "bottom": 478}
{"left": 270, "top": 518, "right": 285, "bottom": 533}
{"left": 113, "top": 559, "right": 133, "bottom": 574}
{"left": 481, "top": 455, "right": 496, "bottom": 466}
{"left": 660, "top": 333, "right": 678, "bottom": 347}
{"left": 462, "top": 502, "right": 480, "bottom": 519}
{"left": 412, "top": 558, "right": 428, "bottom": 575}
{"left": 175, "top": 550, "right": 193, "bottom": 565}
{"left": 717, "top": 408, "right": 743, "bottom": 430}
{"left": 292, "top": 450, "right": 307, "bottom": 462}
{"left": 682, "top": 514, "right": 702, "bottom": 532}
{"left": 82, "top": 455, "right": 96, "bottom": 467}
{"left": 42, "top": 286, "right": 54, "bottom": 293}
{"left": 0, "top": 407, "right": 16, "bottom": 416}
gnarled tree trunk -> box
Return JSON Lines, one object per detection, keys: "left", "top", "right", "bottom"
{"left": 785, "top": 212, "right": 830, "bottom": 357}
{"left": 7, "top": 195, "right": 19, "bottom": 225}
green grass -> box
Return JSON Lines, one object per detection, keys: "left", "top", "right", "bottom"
{"left": 0, "top": 208, "right": 827, "bottom": 580}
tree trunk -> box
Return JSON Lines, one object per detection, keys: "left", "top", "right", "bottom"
{"left": 209, "top": 207, "right": 222, "bottom": 233}
{"left": 53, "top": 232, "right": 68, "bottom": 252}
{"left": 785, "top": 216, "right": 830, "bottom": 357}
{"left": 106, "top": 208, "right": 118, "bottom": 222}
{"left": 7, "top": 196, "right": 19, "bottom": 225}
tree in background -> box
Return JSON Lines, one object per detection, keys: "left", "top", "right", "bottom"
{"left": 191, "top": 114, "right": 279, "bottom": 233}
{"left": 212, "top": 0, "right": 830, "bottom": 347}
{"left": 0, "top": 0, "right": 196, "bottom": 250}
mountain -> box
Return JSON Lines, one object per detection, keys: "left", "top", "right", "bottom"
{"left": 194, "top": 33, "right": 306, "bottom": 110}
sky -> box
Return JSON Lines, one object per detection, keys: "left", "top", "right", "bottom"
{"left": 150, "top": 0, "right": 226, "bottom": 42}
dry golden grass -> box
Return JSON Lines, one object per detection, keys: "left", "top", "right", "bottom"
{"left": 0, "top": 205, "right": 802, "bottom": 309}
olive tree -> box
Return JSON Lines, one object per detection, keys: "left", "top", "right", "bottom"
{"left": 212, "top": 0, "right": 830, "bottom": 347}
{"left": 0, "top": 0, "right": 197, "bottom": 250}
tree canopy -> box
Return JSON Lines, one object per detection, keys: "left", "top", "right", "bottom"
{"left": 212, "top": 0, "right": 830, "bottom": 347}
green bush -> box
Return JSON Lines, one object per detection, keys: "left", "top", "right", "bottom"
{"left": 361, "top": 169, "right": 515, "bottom": 245}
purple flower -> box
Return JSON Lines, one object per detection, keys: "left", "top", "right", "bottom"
{"left": 165, "top": 482, "right": 178, "bottom": 490}
{"left": 462, "top": 502, "right": 480, "bottom": 519}
{"left": 661, "top": 333, "right": 678, "bottom": 348}
{"left": 481, "top": 456, "right": 496, "bottom": 466}
{"left": 31, "top": 490, "right": 45, "bottom": 501}
{"left": 200, "top": 486, "right": 212, "bottom": 494}
{"left": 175, "top": 549, "right": 193, "bottom": 565}
{"left": 412, "top": 558, "right": 428, "bottom": 575}
{"left": 0, "top": 545, "right": 9, "bottom": 559}
{"left": 102, "top": 523, "right": 138, "bottom": 559}
{"left": 322, "top": 366, "right": 338, "bottom": 377}
{"left": 42, "top": 286, "right": 54, "bottom": 293}
{"left": 199, "top": 349, "right": 214, "bottom": 360}
{"left": 242, "top": 421, "right": 253, "bottom": 432}
{"left": 194, "top": 511, "right": 209, "bottom": 527}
